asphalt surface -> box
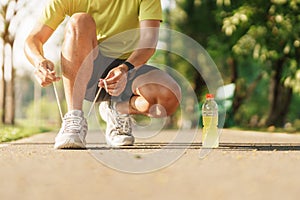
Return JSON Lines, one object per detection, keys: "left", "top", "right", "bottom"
{"left": 1, "top": 128, "right": 300, "bottom": 200}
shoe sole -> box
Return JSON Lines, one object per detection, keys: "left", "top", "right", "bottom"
{"left": 54, "top": 135, "right": 86, "bottom": 149}
{"left": 106, "top": 135, "right": 134, "bottom": 147}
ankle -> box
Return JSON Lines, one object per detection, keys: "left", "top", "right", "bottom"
{"left": 112, "top": 102, "right": 129, "bottom": 115}
{"left": 65, "top": 109, "right": 84, "bottom": 117}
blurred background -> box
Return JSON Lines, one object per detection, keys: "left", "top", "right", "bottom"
{"left": 1, "top": 0, "right": 300, "bottom": 141}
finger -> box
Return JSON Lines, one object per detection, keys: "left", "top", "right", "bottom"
{"left": 98, "top": 79, "right": 109, "bottom": 90}
{"left": 38, "top": 65, "right": 48, "bottom": 75}
{"left": 107, "top": 83, "right": 127, "bottom": 96}
{"left": 46, "top": 69, "right": 61, "bottom": 81}
{"left": 40, "top": 81, "right": 52, "bottom": 87}
{"left": 106, "top": 79, "right": 127, "bottom": 90}
{"left": 104, "top": 76, "right": 118, "bottom": 85}
{"left": 35, "top": 70, "right": 59, "bottom": 86}
{"left": 106, "top": 83, "right": 118, "bottom": 90}
{"left": 104, "top": 70, "right": 126, "bottom": 84}
{"left": 105, "top": 73, "right": 125, "bottom": 84}
{"left": 34, "top": 70, "right": 47, "bottom": 83}
{"left": 38, "top": 67, "right": 57, "bottom": 81}
{"left": 54, "top": 76, "right": 61, "bottom": 82}
{"left": 100, "top": 83, "right": 119, "bottom": 94}
{"left": 34, "top": 73, "right": 52, "bottom": 87}
{"left": 44, "top": 72, "right": 58, "bottom": 82}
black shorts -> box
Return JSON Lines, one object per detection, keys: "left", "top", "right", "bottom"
{"left": 85, "top": 52, "right": 158, "bottom": 102}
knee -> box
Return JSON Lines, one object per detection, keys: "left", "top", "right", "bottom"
{"left": 69, "top": 13, "right": 96, "bottom": 28}
{"left": 65, "top": 13, "right": 96, "bottom": 36}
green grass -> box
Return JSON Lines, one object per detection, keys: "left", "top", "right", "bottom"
{"left": 0, "top": 121, "right": 54, "bottom": 143}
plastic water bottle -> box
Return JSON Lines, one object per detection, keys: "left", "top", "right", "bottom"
{"left": 202, "top": 94, "right": 219, "bottom": 148}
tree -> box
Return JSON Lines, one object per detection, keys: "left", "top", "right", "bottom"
{"left": 175, "top": 0, "right": 220, "bottom": 97}
{"left": 218, "top": 0, "right": 300, "bottom": 127}
{"left": 170, "top": 0, "right": 300, "bottom": 128}
{"left": 0, "top": 0, "right": 27, "bottom": 124}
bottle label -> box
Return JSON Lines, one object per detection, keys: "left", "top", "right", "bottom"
{"left": 202, "top": 110, "right": 218, "bottom": 116}
{"left": 202, "top": 116, "right": 218, "bottom": 126}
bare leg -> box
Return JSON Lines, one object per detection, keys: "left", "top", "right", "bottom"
{"left": 61, "top": 13, "right": 98, "bottom": 111}
{"left": 116, "top": 70, "right": 181, "bottom": 117}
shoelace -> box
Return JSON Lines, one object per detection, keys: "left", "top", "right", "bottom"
{"left": 114, "top": 114, "right": 132, "bottom": 135}
{"left": 53, "top": 80, "right": 108, "bottom": 121}
{"left": 63, "top": 115, "right": 83, "bottom": 134}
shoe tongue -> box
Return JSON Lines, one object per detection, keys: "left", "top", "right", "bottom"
{"left": 118, "top": 113, "right": 129, "bottom": 117}
{"left": 67, "top": 110, "right": 83, "bottom": 117}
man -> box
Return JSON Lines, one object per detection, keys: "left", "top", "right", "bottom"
{"left": 24, "top": 0, "right": 181, "bottom": 149}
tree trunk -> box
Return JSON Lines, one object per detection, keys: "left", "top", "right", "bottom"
{"left": 0, "top": 59, "right": 5, "bottom": 124}
{"left": 266, "top": 59, "right": 292, "bottom": 127}
{"left": 1, "top": 48, "right": 6, "bottom": 124}
{"left": 5, "top": 76, "right": 15, "bottom": 124}
{"left": 228, "top": 57, "right": 242, "bottom": 114}
{"left": 3, "top": 44, "right": 15, "bottom": 125}
{"left": 230, "top": 57, "right": 263, "bottom": 124}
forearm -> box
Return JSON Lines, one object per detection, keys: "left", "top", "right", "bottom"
{"left": 24, "top": 24, "right": 59, "bottom": 87}
{"left": 24, "top": 36, "right": 46, "bottom": 67}
{"left": 125, "top": 48, "right": 156, "bottom": 68}
{"left": 123, "top": 23, "right": 159, "bottom": 70}
{"left": 24, "top": 23, "right": 54, "bottom": 68}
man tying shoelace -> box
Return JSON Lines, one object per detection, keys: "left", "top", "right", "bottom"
{"left": 24, "top": 0, "right": 181, "bottom": 149}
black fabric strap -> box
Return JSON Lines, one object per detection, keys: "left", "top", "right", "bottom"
{"left": 123, "top": 61, "right": 135, "bottom": 71}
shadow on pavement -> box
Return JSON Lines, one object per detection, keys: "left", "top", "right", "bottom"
{"left": 220, "top": 143, "right": 300, "bottom": 151}
{"left": 5, "top": 142, "right": 300, "bottom": 151}
{"left": 87, "top": 142, "right": 300, "bottom": 151}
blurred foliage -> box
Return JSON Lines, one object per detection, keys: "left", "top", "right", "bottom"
{"left": 165, "top": 0, "right": 300, "bottom": 130}
{"left": 215, "top": 0, "right": 300, "bottom": 127}
{"left": 0, "top": 123, "right": 52, "bottom": 142}
{"left": 25, "top": 95, "right": 64, "bottom": 126}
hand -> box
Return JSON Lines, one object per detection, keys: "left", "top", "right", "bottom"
{"left": 98, "top": 64, "right": 128, "bottom": 96}
{"left": 34, "top": 59, "right": 61, "bottom": 87}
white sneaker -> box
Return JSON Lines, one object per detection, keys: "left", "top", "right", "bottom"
{"left": 54, "top": 110, "right": 87, "bottom": 149}
{"left": 99, "top": 101, "right": 134, "bottom": 146}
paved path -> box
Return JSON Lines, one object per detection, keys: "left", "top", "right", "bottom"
{"left": 1, "top": 129, "right": 300, "bottom": 200}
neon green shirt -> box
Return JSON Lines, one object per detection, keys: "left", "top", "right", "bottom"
{"left": 40, "top": 0, "right": 162, "bottom": 58}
